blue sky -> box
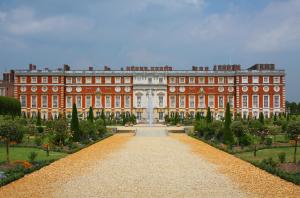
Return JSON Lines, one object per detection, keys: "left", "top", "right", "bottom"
{"left": 0, "top": 0, "right": 299, "bottom": 101}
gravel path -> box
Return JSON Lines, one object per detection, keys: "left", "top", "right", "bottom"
{"left": 1, "top": 127, "right": 299, "bottom": 197}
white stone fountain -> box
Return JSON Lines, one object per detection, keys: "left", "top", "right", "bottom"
{"left": 147, "top": 89, "right": 154, "bottom": 127}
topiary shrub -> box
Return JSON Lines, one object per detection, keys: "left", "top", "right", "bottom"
{"left": 34, "top": 137, "right": 42, "bottom": 146}
{"left": 278, "top": 152, "right": 286, "bottom": 163}
{"left": 264, "top": 137, "right": 273, "bottom": 146}
{"left": 37, "top": 126, "right": 44, "bottom": 133}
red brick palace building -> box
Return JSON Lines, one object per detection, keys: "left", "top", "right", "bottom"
{"left": 12, "top": 63, "right": 285, "bottom": 122}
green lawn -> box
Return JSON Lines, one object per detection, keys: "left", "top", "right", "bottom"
{"left": 0, "top": 147, "right": 67, "bottom": 163}
{"left": 236, "top": 146, "right": 300, "bottom": 163}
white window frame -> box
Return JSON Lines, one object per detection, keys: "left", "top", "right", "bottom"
{"left": 31, "top": 95, "right": 37, "bottom": 108}
{"left": 95, "top": 77, "right": 101, "bottom": 84}
{"left": 76, "top": 77, "right": 82, "bottom": 84}
{"left": 189, "top": 95, "right": 195, "bottom": 108}
{"left": 95, "top": 95, "right": 101, "bottom": 108}
{"left": 198, "top": 77, "right": 205, "bottom": 84}
{"left": 52, "top": 76, "right": 59, "bottom": 83}
{"left": 42, "top": 95, "right": 48, "bottom": 108}
{"left": 52, "top": 95, "right": 59, "bottom": 108}
{"left": 252, "top": 76, "right": 259, "bottom": 84}
{"left": 21, "top": 77, "right": 26, "bottom": 83}
{"left": 66, "top": 77, "right": 72, "bottom": 84}
{"left": 199, "top": 95, "right": 205, "bottom": 108}
{"left": 189, "top": 77, "right": 195, "bottom": 84}
{"left": 115, "top": 77, "right": 121, "bottom": 84}
{"left": 179, "top": 77, "right": 185, "bottom": 84}
{"left": 85, "top": 77, "right": 92, "bottom": 84}
{"left": 86, "top": 95, "right": 92, "bottom": 108}
{"left": 273, "top": 76, "right": 280, "bottom": 84}
{"left": 252, "top": 95, "right": 259, "bottom": 109}
{"left": 218, "top": 77, "right": 224, "bottom": 84}
{"left": 263, "top": 95, "right": 269, "bottom": 108}
{"left": 179, "top": 96, "right": 185, "bottom": 108}
{"left": 263, "top": 76, "right": 269, "bottom": 84}
{"left": 42, "top": 77, "right": 48, "bottom": 83}
{"left": 242, "top": 76, "right": 248, "bottom": 83}
{"left": 31, "top": 77, "right": 37, "bottom": 83}
{"left": 76, "top": 96, "right": 82, "bottom": 108}
{"left": 274, "top": 95, "right": 280, "bottom": 109}
{"left": 20, "top": 95, "right": 26, "bottom": 107}
{"left": 105, "top": 95, "right": 111, "bottom": 108}
{"left": 228, "top": 96, "right": 234, "bottom": 108}
{"left": 170, "top": 77, "right": 176, "bottom": 84}
{"left": 227, "top": 77, "right": 234, "bottom": 84}
{"left": 208, "top": 95, "right": 214, "bottom": 108}
{"left": 170, "top": 96, "right": 176, "bottom": 108}
{"left": 242, "top": 95, "right": 248, "bottom": 108}
{"left": 105, "top": 77, "right": 111, "bottom": 84}
{"left": 218, "top": 96, "right": 224, "bottom": 108}
{"left": 66, "top": 96, "right": 72, "bottom": 108}
{"left": 208, "top": 77, "right": 214, "bottom": 84}
{"left": 115, "top": 95, "right": 121, "bottom": 108}
{"left": 124, "top": 77, "right": 130, "bottom": 84}
{"left": 125, "top": 95, "right": 130, "bottom": 108}
{"left": 159, "top": 96, "right": 164, "bottom": 108}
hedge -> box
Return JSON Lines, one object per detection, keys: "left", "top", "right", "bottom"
{"left": 0, "top": 96, "right": 21, "bottom": 117}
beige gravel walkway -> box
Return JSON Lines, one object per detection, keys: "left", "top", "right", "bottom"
{"left": 1, "top": 127, "right": 300, "bottom": 198}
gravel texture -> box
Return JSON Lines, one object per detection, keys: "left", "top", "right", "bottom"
{"left": 1, "top": 127, "right": 299, "bottom": 198}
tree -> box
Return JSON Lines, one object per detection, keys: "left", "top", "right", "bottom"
{"left": 100, "top": 109, "right": 106, "bottom": 126}
{"left": 0, "top": 120, "right": 18, "bottom": 162}
{"left": 36, "top": 111, "right": 42, "bottom": 126}
{"left": 287, "top": 121, "right": 300, "bottom": 163}
{"left": 206, "top": 107, "right": 212, "bottom": 123}
{"left": 95, "top": 118, "right": 106, "bottom": 137}
{"left": 80, "top": 120, "right": 96, "bottom": 140}
{"left": 223, "top": 103, "right": 234, "bottom": 145}
{"left": 195, "top": 112, "right": 201, "bottom": 121}
{"left": 0, "top": 96, "right": 21, "bottom": 118}
{"left": 259, "top": 112, "right": 264, "bottom": 125}
{"left": 71, "top": 103, "right": 80, "bottom": 141}
{"left": 87, "top": 106, "right": 94, "bottom": 123}
{"left": 50, "top": 119, "right": 69, "bottom": 147}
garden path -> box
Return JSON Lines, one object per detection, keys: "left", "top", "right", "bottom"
{"left": 0, "top": 127, "right": 300, "bottom": 197}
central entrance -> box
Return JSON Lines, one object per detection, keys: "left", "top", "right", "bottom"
{"left": 146, "top": 89, "right": 154, "bottom": 126}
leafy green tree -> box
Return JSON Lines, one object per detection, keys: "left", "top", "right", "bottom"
{"left": 80, "top": 120, "right": 96, "bottom": 140}
{"left": 50, "top": 119, "right": 69, "bottom": 146}
{"left": 95, "top": 118, "right": 107, "bottom": 137}
{"left": 36, "top": 111, "right": 42, "bottom": 126}
{"left": 287, "top": 121, "right": 300, "bottom": 163}
{"left": 223, "top": 103, "right": 234, "bottom": 145}
{"left": 71, "top": 103, "right": 80, "bottom": 141}
{"left": 259, "top": 112, "right": 264, "bottom": 125}
{"left": 0, "top": 96, "right": 21, "bottom": 117}
{"left": 87, "top": 106, "right": 94, "bottom": 123}
{"left": 0, "top": 120, "right": 18, "bottom": 162}
{"left": 231, "top": 121, "right": 245, "bottom": 146}
{"left": 195, "top": 112, "right": 201, "bottom": 121}
{"left": 100, "top": 109, "right": 106, "bottom": 126}
{"left": 206, "top": 107, "right": 212, "bottom": 123}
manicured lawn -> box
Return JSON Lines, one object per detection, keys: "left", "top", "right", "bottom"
{"left": 0, "top": 147, "right": 67, "bottom": 163}
{"left": 236, "top": 146, "right": 300, "bottom": 163}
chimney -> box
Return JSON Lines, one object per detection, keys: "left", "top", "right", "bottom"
{"left": 64, "top": 64, "right": 70, "bottom": 71}
{"left": 89, "top": 66, "right": 93, "bottom": 71}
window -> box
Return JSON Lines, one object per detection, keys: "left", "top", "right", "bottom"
{"left": 137, "top": 96, "right": 141, "bottom": 108}
{"left": 52, "top": 95, "right": 58, "bottom": 108}
{"left": 180, "top": 112, "right": 185, "bottom": 119}
{"left": 125, "top": 96, "right": 130, "bottom": 108}
{"left": 242, "top": 76, "right": 248, "bottom": 83}
{"left": 228, "top": 77, "right": 234, "bottom": 84}
{"left": 76, "top": 77, "right": 82, "bottom": 84}
{"left": 159, "top": 78, "right": 163, "bottom": 83}
{"left": 252, "top": 76, "right": 259, "bottom": 84}
{"left": 242, "top": 95, "right": 248, "bottom": 108}
{"left": 208, "top": 95, "right": 214, "bottom": 108}
{"left": 124, "top": 77, "right": 131, "bottom": 84}
{"left": 190, "top": 111, "right": 195, "bottom": 118}
{"left": 273, "top": 77, "right": 280, "bottom": 84}
{"left": 208, "top": 77, "right": 214, "bottom": 84}
{"left": 159, "top": 112, "right": 164, "bottom": 120}
{"left": 42, "top": 95, "right": 48, "bottom": 108}
{"left": 274, "top": 95, "right": 280, "bottom": 108}
{"left": 76, "top": 96, "right": 82, "bottom": 108}
{"left": 148, "top": 78, "right": 152, "bottom": 84}
{"left": 179, "top": 77, "right": 185, "bottom": 84}
{"left": 52, "top": 77, "right": 59, "bottom": 83}
{"left": 95, "top": 95, "right": 101, "bottom": 108}
{"left": 263, "top": 76, "right": 269, "bottom": 84}
{"left": 218, "top": 96, "right": 224, "bottom": 108}
{"left": 86, "top": 95, "right": 91, "bottom": 108}
{"left": 179, "top": 96, "right": 185, "bottom": 108}
{"left": 31, "top": 77, "right": 37, "bottom": 83}
{"left": 66, "top": 77, "right": 72, "bottom": 84}
{"left": 31, "top": 95, "right": 37, "bottom": 108}
{"left": 20, "top": 95, "right": 26, "bottom": 107}
{"left": 85, "top": 77, "right": 92, "bottom": 84}
{"left": 170, "top": 77, "right": 176, "bottom": 84}
{"left": 170, "top": 96, "right": 176, "bottom": 108}
{"left": 115, "top": 77, "right": 121, "bottom": 84}
{"left": 199, "top": 95, "right": 205, "bottom": 108}
{"left": 189, "top": 77, "right": 195, "bottom": 84}
{"left": 21, "top": 77, "right": 26, "bottom": 83}
{"left": 105, "top": 96, "right": 111, "bottom": 108}
{"left": 137, "top": 112, "right": 142, "bottom": 120}
{"left": 115, "top": 112, "right": 120, "bottom": 119}
{"left": 189, "top": 95, "right": 195, "bottom": 108}
{"left": 228, "top": 96, "right": 234, "bottom": 108}
{"left": 115, "top": 95, "right": 121, "bottom": 108}
{"left": 66, "top": 96, "right": 72, "bottom": 108}
{"left": 252, "top": 95, "right": 259, "bottom": 108}
{"left": 105, "top": 77, "right": 111, "bottom": 84}
{"left": 218, "top": 77, "right": 224, "bottom": 84}
{"left": 159, "top": 96, "right": 164, "bottom": 107}
{"left": 263, "top": 95, "right": 269, "bottom": 108}
{"left": 198, "top": 77, "right": 205, "bottom": 84}
{"left": 95, "top": 77, "right": 101, "bottom": 84}
{"left": 42, "top": 77, "right": 48, "bottom": 83}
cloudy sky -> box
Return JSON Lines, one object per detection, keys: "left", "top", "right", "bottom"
{"left": 0, "top": 0, "right": 299, "bottom": 101}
